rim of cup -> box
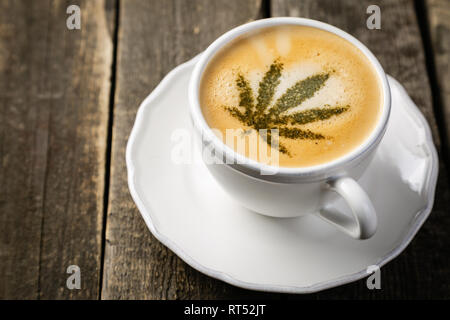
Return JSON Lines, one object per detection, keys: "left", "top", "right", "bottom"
{"left": 188, "top": 17, "right": 391, "bottom": 180}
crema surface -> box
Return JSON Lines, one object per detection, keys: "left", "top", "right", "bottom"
{"left": 200, "top": 25, "right": 382, "bottom": 167}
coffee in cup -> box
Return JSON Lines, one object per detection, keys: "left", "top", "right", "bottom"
{"left": 200, "top": 25, "right": 382, "bottom": 167}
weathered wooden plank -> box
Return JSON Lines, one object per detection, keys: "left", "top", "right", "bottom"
{"left": 0, "top": 0, "right": 115, "bottom": 299}
{"left": 272, "top": 0, "right": 450, "bottom": 299}
{"left": 426, "top": 0, "right": 450, "bottom": 160}
{"left": 102, "top": 0, "right": 279, "bottom": 299}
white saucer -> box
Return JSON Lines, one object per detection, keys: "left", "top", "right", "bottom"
{"left": 126, "top": 54, "right": 438, "bottom": 293}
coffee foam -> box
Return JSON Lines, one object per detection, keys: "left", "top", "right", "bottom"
{"left": 200, "top": 25, "right": 382, "bottom": 167}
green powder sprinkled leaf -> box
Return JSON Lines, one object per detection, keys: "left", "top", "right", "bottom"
{"left": 225, "top": 106, "right": 249, "bottom": 125}
{"left": 278, "top": 127, "right": 325, "bottom": 140}
{"left": 222, "top": 59, "right": 348, "bottom": 156}
{"left": 271, "top": 73, "right": 329, "bottom": 116}
{"left": 277, "top": 105, "right": 350, "bottom": 125}
{"left": 236, "top": 74, "right": 255, "bottom": 117}
{"left": 256, "top": 61, "right": 283, "bottom": 114}
{"left": 260, "top": 130, "right": 290, "bottom": 156}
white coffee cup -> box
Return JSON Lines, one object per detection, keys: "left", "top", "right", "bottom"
{"left": 188, "top": 17, "right": 391, "bottom": 240}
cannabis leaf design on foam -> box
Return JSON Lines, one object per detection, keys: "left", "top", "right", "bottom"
{"left": 224, "top": 60, "right": 350, "bottom": 156}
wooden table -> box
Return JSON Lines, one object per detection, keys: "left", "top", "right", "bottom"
{"left": 1, "top": 0, "right": 449, "bottom": 299}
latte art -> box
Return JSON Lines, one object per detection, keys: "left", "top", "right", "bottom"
{"left": 223, "top": 60, "right": 351, "bottom": 156}
{"left": 200, "top": 25, "right": 382, "bottom": 167}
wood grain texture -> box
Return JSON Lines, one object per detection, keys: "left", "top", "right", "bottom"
{"left": 426, "top": 0, "right": 450, "bottom": 158}
{"left": 101, "top": 0, "right": 280, "bottom": 299}
{"left": 2, "top": 0, "right": 447, "bottom": 300}
{"left": 272, "top": 0, "right": 450, "bottom": 299}
{"left": 0, "top": 0, "right": 115, "bottom": 299}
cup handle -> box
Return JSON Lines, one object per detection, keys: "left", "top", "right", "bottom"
{"left": 317, "top": 177, "right": 377, "bottom": 240}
